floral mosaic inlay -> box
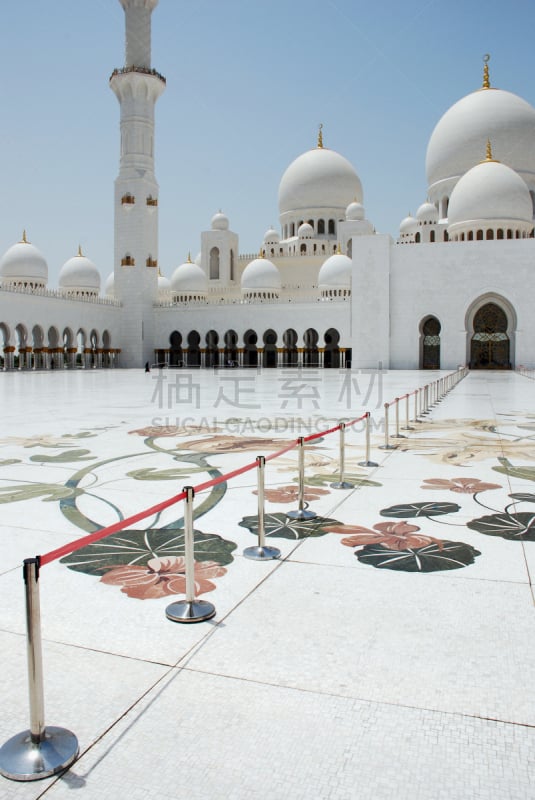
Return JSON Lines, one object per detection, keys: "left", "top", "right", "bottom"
{"left": 1, "top": 410, "right": 534, "bottom": 595}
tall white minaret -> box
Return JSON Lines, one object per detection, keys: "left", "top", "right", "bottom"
{"left": 110, "top": 0, "right": 165, "bottom": 367}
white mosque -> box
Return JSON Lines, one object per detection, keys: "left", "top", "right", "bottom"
{"left": 1, "top": 0, "right": 534, "bottom": 372}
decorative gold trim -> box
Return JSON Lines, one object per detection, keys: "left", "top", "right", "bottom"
{"left": 146, "top": 257, "right": 158, "bottom": 267}
{"left": 121, "top": 255, "right": 135, "bottom": 266}
{"left": 146, "top": 196, "right": 158, "bottom": 206}
{"left": 121, "top": 193, "right": 135, "bottom": 204}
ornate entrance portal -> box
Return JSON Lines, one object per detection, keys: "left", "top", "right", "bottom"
{"left": 470, "top": 303, "right": 510, "bottom": 369}
{"left": 421, "top": 317, "right": 441, "bottom": 369}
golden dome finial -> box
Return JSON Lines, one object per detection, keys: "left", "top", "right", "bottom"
{"left": 336, "top": 242, "right": 342, "bottom": 254}
{"left": 482, "top": 53, "right": 491, "bottom": 89}
{"left": 77, "top": 244, "right": 83, "bottom": 257}
{"left": 21, "top": 229, "right": 28, "bottom": 243}
{"left": 258, "top": 247, "right": 265, "bottom": 258}
{"left": 187, "top": 252, "right": 192, "bottom": 263}
{"left": 484, "top": 138, "right": 499, "bottom": 162}
{"left": 317, "top": 123, "right": 324, "bottom": 148}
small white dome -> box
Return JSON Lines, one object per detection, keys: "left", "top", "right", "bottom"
{"left": 279, "top": 146, "right": 363, "bottom": 216}
{"left": 171, "top": 257, "right": 207, "bottom": 292}
{"left": 0, "top": 234, "right": 48, "bottom": 285}
{"left": 346, "top": 201, "right": 365, "bottom": 221}
{"left": 211, "top": 211, "right": 229, "bottom": 231}
{"left": 104, "top": 272, "right": 114, "bottom": 297}
{"left": 416, "top": 202, "right": 439, "bottom": 224}
{"left": 59, "top": 249, "right": 100, "bottom": 291}
{"left": 241, "top": 256, "right": 281, "bottom": 291}
{"left": 318, "top": 252, "right": 351, "bottom": 289}
{"left": 399, "top": 214, "right": 418, "bottom": 234}
{"left": 263, "top": 226, "right": 280, "bottom": 244}
{"left": 297, "top": 222, "right": 314, "bottom": 239}
{"left": 158, "top": 272, "right": 171, "bottom": 294}
{"left": 448, "top": 158, "right": 533, "bottom": 230}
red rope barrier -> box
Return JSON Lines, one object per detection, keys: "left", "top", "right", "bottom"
{"left": 39, "top": 439, "right": 301, "bottom": 566}
{"left": 193, "top": 458, "right": 259, "bottom": 494}
{"left": 264, "top": 440, "right": 299, "bottom": 462}
{"left": 39, "top": 488, "right": 188, "bottom": 566}
{"left": 37, "top": 404, "right": 393, "bottom": 567}
{"left": 346, "top": 413, "right": 368, "bottom": 428}
{"left": 304, "top": 423, "right": 341, "bottom": 443}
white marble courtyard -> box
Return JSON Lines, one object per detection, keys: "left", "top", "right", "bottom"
{"left": 0, "top": 367, "right": 534, "bottom": 799}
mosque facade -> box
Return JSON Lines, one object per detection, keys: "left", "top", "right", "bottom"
{"left": 1, "top": 1, "right": 534, "bottom": 372}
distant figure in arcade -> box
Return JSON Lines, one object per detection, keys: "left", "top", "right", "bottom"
{"left": 145, "top": 362, "right": 150, "bottom": 373}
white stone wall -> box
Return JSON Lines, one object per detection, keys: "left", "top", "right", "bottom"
{"left": 388, "top": 237, "right": 535, "bottom": 369}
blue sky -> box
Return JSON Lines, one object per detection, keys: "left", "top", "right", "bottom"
{"left": 0, "top": 0, "right": 533, "bottom": 286}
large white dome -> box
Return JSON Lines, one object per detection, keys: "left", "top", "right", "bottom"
{"left": 448, "top": 158, "right": 533, "bottom": 233}
{"left": 426, "top": 87, "right": 535, "bottom": 199}
{"left": 0, "top": 234, "right": 48, "bottom": 286}
{"left": 59, "top": 249, "right": 100, "bottom": 292}
{"left": 279, "top": 146, "right": 363, "bottom": 216}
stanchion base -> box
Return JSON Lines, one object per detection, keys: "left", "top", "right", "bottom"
{"left": 358, "top": 460, "right": 379, "bottom": 467}
{"left": 286, "top": 509, "right": 317, "bottom": 520}
{"left": 378, "top": 444, "right": 397, "bottom": 450}
{"left": 243, "top": 545, "right": 281, "bottom": 561}
{"left": 330, "top": 481, "right": 354, "bottom": 489}
{"left": 165, "top": 599, "right": 216, "bottom": 623}
{"left": 391, "top": 434, "right": 407, "bottom": 439}
{"left": 401, "top": 426, "right": 415, "bottom": 431}
{"left": 0, "top": 727, "right": 79, "bottom": 782}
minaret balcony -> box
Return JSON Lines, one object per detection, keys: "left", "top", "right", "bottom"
{"left": 146, "top": 257, "right": 158, "bottom": 267}
{"left": 121, "top": 193, "right": 136, "bottom": 207}
{"left": 121, "top": 256, "right": 135, "bottom": 267}
{"left": 110, "top": 66, "right": 166, "bottom": 84}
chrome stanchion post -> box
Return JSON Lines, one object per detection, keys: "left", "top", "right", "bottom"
{"left": 244, "top": 456, "right": 281, "bottom": 560}
{"left": 379, "top": 402, "right": 397, "bottom": 450}
{"left": 413, "top": 389, "right": 421, "bottom": 423}
{"left": 287, "top": 437, "right": 317, "bottom": 520}
{"left": 391, "top": 397, "right": 406, "bottom": 438}
{"left": 166, "top": 487, "right": 216, "bottom": 622}
{"left": 359, "top": 412, "right": 378, "bottom": 467}
{"left": 0, "top": 558, "right": 79, "bottom": 781}
{"left": 422, "top": 385, "right": 429, "bottom": 415}
{"left": 331, "top": 423, "right": 355, "bottom": 489}
{"left": 402, "top": 392, "right": 414, "bottom": 431}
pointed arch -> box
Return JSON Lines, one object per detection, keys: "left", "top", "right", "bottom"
{"left": 210, "top": 247, "right": 220, "bottom": 279}
{"left": 420, "top": 316, "right": 441, "bottom": 369}
{"left": 324, "top": 328, "right": 340, "bottom": 368}
{"left": 224, "top": 329, "right": 238, "bottom": 366}
{"left": 263, "top": 329, "right": 278, "bottom": 368}
{"left": 466, "top": 294, "right": 516, "bottom": 369}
